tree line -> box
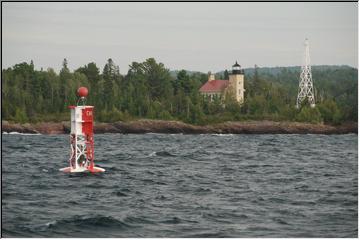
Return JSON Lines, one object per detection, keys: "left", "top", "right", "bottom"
{"left": 2, "top": 58, "right": 357, "bottom": 125}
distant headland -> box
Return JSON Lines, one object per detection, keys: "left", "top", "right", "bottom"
{"left": 2, "top": 58, "right": 357, "bottom": 128}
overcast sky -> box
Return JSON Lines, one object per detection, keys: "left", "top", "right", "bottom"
{"left": 2, "top": 2, "right": 358, "bottom": 73}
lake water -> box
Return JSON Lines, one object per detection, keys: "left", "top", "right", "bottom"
{"left": 2, "top": 133, "right": 358, "bottom": 237}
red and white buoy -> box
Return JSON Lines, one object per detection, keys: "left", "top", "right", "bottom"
{"left": 60, "top": 87, "right": 105, "bottom": 173}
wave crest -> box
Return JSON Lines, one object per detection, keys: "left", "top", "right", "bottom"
{"left": 45, "top": 215, "right": 131, "bottom": 229}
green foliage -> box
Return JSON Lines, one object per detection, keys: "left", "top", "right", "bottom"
{"left": 317, "top": 99, "right": 343, "bottom": 125}
{"left": 295, "top": 106, "right": 322, "bottom": 123}
{"left": 14, "top": 107, "right": 28, "bottom": 123}
{"left": 1, "top": 59, "right": 357, "bottom": 125}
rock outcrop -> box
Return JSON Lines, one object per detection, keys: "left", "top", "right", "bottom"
{"left": 1, "top": 120, "right": 357, "bottom": 135}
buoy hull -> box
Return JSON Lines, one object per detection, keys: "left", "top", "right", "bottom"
{"left": 59, "top": 166, "right": 105, "bottom": 173}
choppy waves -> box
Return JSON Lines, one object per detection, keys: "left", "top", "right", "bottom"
{"left": 2, "top": 133, "right": 358, "bottom": 237}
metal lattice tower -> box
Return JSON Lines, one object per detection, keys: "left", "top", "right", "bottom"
{"left": 296, "top": 38, "right": 315, "bottom": 108}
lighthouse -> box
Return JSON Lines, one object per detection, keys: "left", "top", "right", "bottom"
{"left": 60, "top": 87, "right": 105, "bottom": 173}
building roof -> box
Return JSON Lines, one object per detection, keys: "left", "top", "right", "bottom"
{"left": 232, "top": 61, "right": 241, "bottom": 68}
{"left": 199, "top": 80, "right": 229, "bottom": 92}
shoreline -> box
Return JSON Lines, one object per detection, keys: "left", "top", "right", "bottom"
{"left": 1, "top": 120, "right": 357, "bottom": 135}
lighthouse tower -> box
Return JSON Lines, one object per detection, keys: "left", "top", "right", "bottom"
{"left": 228, "top": 61, "right": 245, "bottom": 103}
{"left": 60, "top": 87, "right": 105, "bottom": 173}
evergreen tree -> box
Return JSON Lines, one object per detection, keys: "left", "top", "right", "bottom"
{"left": 59, "top": 58, "right": 71, "bottom": 111}
{"left": 102, "top": 58, "right": 118, "bottom": 110}
{"left": 176, "top": 70, "right": 192, "bottom": 94}
{"left": 224, "top": 70, "right": 229, "bottom": 80}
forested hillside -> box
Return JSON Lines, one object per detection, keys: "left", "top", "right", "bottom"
{"left": 2, "top": 58, "right": 357, "bottom": 125}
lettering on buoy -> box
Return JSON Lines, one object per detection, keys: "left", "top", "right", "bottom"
{"left": 59, "top": 87, "right": 105, "bottom": 173}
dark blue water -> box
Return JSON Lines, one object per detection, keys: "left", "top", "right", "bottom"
{"left": 2, "top": 133, "right": 358, "bottom": 237}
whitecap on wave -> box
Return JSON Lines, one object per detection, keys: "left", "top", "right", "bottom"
{"left": 3, "top": 132, "right": 41, "bottom": 135}
{"left": 148, "top": 152, "right": 157, "bottom": 157}
{"left": 211, "top": 134, "right": 234, "bottom": 136}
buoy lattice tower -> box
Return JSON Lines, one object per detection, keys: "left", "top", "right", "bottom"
{"left": 60, "top": 87, "right": 105, "bottom": 173}
{"left": 296, "top": 38, "right": 316, "bottom": 108}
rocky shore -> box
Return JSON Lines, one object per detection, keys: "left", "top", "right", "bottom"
{"left": 1, "top": 120, "right": 357, "bottom": 135}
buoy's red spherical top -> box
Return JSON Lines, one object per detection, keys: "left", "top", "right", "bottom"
{"left": 77, "top": 87, "right": 88, "bottom": 98}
